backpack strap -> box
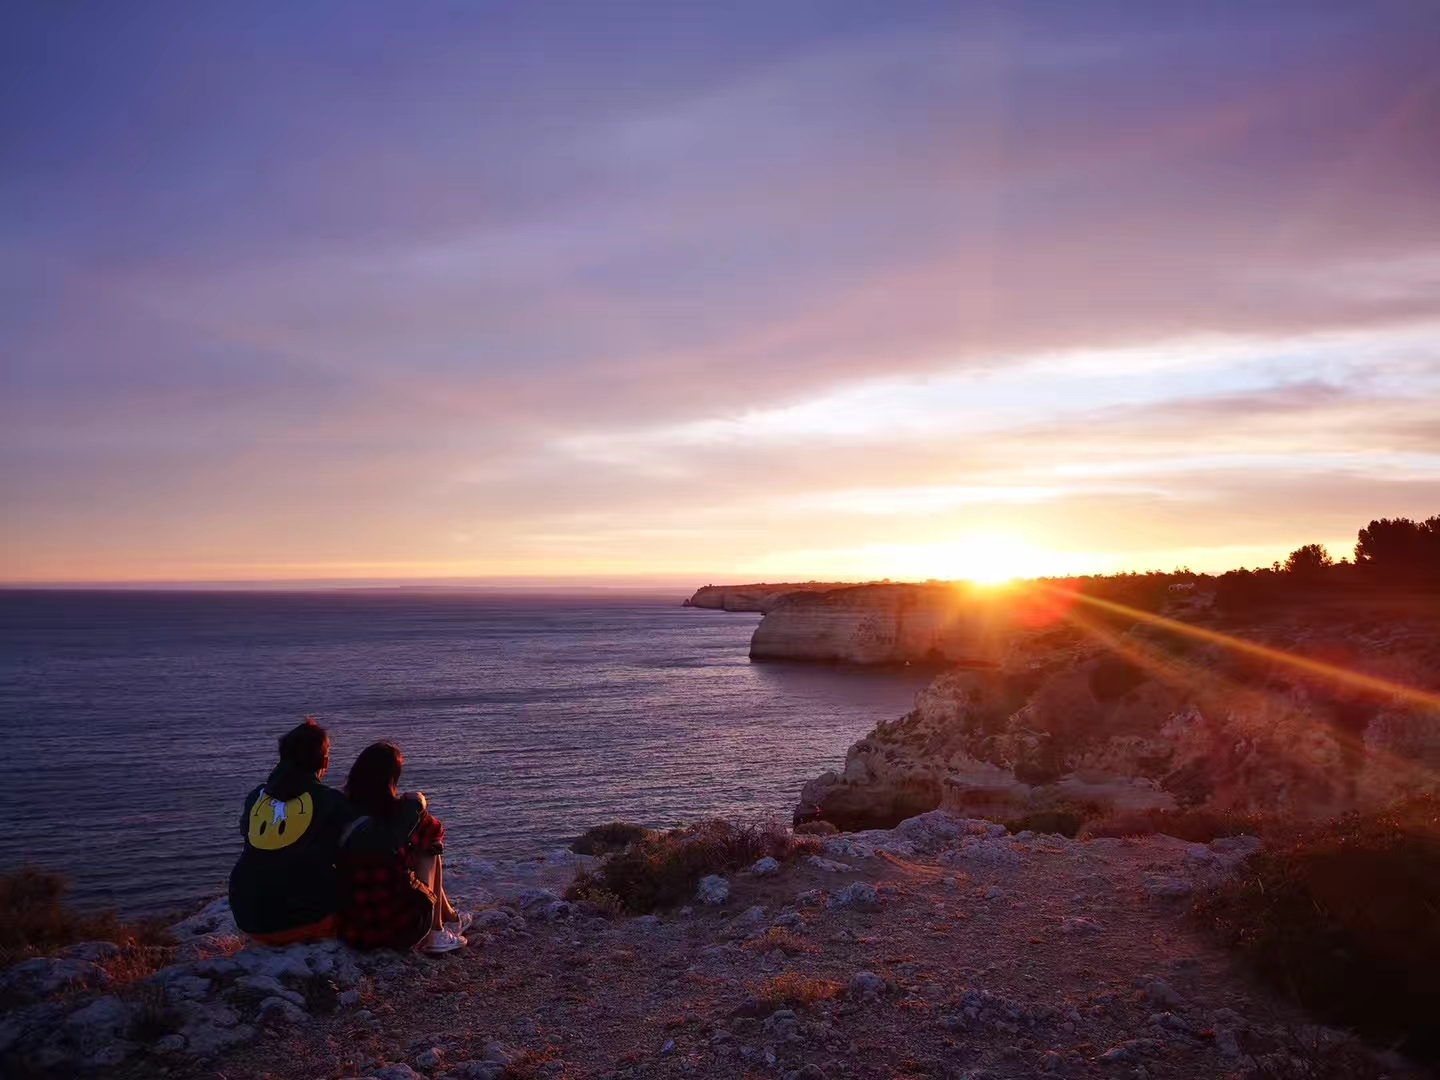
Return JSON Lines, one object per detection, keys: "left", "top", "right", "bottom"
{"left": 339, "top": 815, "right": 370, "bottom": 848}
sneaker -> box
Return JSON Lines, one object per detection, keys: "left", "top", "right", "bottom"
{"left": 446, "top": 911, "right": 474, "bottom": 935}
{"left": 422, "top": 928, "right": 468, "bottom": 954}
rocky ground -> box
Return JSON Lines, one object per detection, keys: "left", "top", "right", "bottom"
{"left": 2, "top": 812, "right": 1423, "bottom": 1080}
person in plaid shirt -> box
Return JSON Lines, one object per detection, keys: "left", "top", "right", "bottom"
{"left": 336, "top": 742, "right": 471, "bottom": 953}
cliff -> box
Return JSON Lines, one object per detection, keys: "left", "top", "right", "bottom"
{"left": 749, "top": 583, "right": 1011, "bottom": 666}
{"left": 6, "top": 815, "right": 1395, "bottom": 1079}
{"left": 797, "top": 607, "right": 1440, "bottom": 828}
{"left": 684, "top": 582, "right": 848, "bottom": 613}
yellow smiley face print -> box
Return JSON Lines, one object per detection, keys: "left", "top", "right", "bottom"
{"left": 247, "top": 792, "right": 314, "bottom": 850}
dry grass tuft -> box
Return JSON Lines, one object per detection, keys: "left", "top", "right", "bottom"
{"left": 741, "top": 928, "right": 818, "bottom": 956}
{"left": 750, "top": 972, "right": 843, "bottom": 1009}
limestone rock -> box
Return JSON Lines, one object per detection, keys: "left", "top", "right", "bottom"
{"left": 826, "top": 882, "right": 881, "bottom": 912}
{"left": 750, "top": 584, "right": 1009, "bottom": 666}
{"left": 696, "top": 875, "right": 730, "bottom": 905}
{"left": 0, "top": 957, "right": 110, "bottom": 1002}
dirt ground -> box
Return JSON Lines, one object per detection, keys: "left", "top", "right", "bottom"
{"left": 106, "top": 828, "right": 1420, "bottom": 1080}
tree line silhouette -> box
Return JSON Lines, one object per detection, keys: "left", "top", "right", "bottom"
{"left": 1215, "top": 515, "right": 1440, "bottom": 611}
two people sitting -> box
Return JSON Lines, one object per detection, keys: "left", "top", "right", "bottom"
{"left": 228, "top": 718, "right": 471, "bottom": 954}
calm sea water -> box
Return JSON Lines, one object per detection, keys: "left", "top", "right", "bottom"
{"left": 0, "top": 590, "right": 931, "bottom": 915}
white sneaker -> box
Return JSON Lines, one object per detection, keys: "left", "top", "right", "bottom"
{"left": 422, "top": 928, "right": 467, "bottom": 954}
{"left": 446, "top": 911, "right": 474, "bottom": 935}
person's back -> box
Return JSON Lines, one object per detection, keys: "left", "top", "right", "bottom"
{"left": 228, "top": 718, "right": 355, "bottom": 944}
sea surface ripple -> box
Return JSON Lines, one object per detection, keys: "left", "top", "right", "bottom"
{"left": 0, "top": 590, "right": 931, "bottom": 914}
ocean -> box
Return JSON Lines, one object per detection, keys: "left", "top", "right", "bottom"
{"left": 0, "top": 590, "right": 931, "bottom": 916}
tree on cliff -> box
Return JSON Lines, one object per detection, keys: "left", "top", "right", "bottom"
{"left": 1354, "top": 516, "right": 1440, "bottom": 583}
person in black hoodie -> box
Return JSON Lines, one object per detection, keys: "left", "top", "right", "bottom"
{"left": 229, "top": 718, "right": 356, "bottom": 944}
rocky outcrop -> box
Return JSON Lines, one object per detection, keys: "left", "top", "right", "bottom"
{"left": 683, "top": 583, "right": 847, "bottom": 613}
{"left": 749, "top": 583, "right": 1012, "bottom": 665}
{"left": 797, "top": 615, "right": 1440, "bottom": 827}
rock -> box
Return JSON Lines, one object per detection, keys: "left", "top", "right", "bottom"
{"left": 806, "top": 856, "right": 856, "bottom": 873}
{"left": 1210, "top": 834, "right": 1263, "bottom": 859}
{"left": 0, "top": 957, "right": 109, "bottom": 1002}
{"left": 58, "top": 941, "right": 124, "bottom": 963}
{"left": 848, "top": 971, "right": 887, "bottom": 998}
{"left": 64, "top": 993, "right": 132, "bottom": 1042}
{"left": 751, "top": 856, "right": 780, "bottom": 875}
{"left": 661, "top": 1038, "right": 676, "bottom": 1055}
{"left": 795, "top": 889, "right": 825, "bottom": 908}
{"left": 338, "top": 988, "right": 363, "bottom": 1008}
{"left": 696, "top": 875, "right": 730, "bottom": 905}
{"left": 233, "top": 973, "right": 306, "bottom": 1007}
{"left": 0, "top": 1002, "right": 64, "bottom": 1056}
{"left": 826, "top": 882, "right": 881, "bottom": 912}
{"left": 184, "top": 1025, "right": 257, "bottom": 1059}
{"left": 164, "top": 975, "right": 213, "bottom": 1003}
{"left": 536, "top": 900, "right": 573, "bottom": 921}
{"left": 1143, "top": 875, "right": 1193, "bottom": 898}
{"left": 187, "top": 955, "right": 242, "bottom": 980}
{"left": 516, "top": 887, "right": 562, "bottom": 911}
{"left": 773, "top": 911, "right": 805, "bottom": 928}
{"left": 169, "top": 896, "right": 240, "bottom": 941}
{"left": 415, "top": 1046, "right": 445, "bottom": 1069}
{"left": 938, "top": 837, "right": 1023, "bottom": 868}
{"left": 374, "top": 1065, "right": 424, "bottom": 1080}
{"left": 983, "top": 886, "right": 1004, "bottom": 900}
{"left": 726, "top": 905, "right": 768, "bottom": 935}
{"left": 448, "top": 1063, "right": 505, "bottom": 1080}
{"left": 472, "top": 909, "right": 524, "bottom": 933}
{"left": 256, "top": 996, "right": 308, "bottom": 1025}
{"left": 484, "top": 1041, "right": 516, "bottom": 1065}
{"left": 155, "top": 1032, "right": 187, "bottom": 1052}
{"left": 232, "top": 947, "right": 313, "bottom": 981}
{"left": 1059, "top": 917, "right": 1103, "bottom": 935}
{"left": 1145, "top": 980, "right": 1186, "bottom": 1008}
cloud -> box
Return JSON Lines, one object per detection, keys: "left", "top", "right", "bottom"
{"left": 3, "top": 3, "right": 1440, "bottom": 579}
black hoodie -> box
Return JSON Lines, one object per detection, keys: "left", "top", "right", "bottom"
{"left": 228, "top": 762, "right": 356, "bottom": 935}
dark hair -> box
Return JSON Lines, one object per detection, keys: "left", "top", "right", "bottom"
{"left": 277, "top": 717, "right": 329, "bottom": 776}
{"left": 345, "top": 742, "right": 404, "bottom": 817}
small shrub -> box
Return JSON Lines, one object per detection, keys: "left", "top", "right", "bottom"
{"left": 569, "top": 886, "right": 625, "bottom": 917}
{"left": 794, "top": 820, "right": 839, "bottom": 837}
{"left": 566, "top": 819, "right": 808, "bottom": 914}
{"left": 1192, "top": 795, "right": 1440, "bottom": 1063}
{"left": 1082, "top": 806, "right": 1267, "bottom": 843}
{"left": 750, "top": 972, "right": 842, "bottom": 1008}
{"left": 741, "top": 928, "right": 817, "bottom": 956}
{"left": 0, "top": 865, "right": 170, "bottom": 967}
{"left": 1005, "top": 808, "right": 1086, "bottom": 838}
{"left": 570, "top": 822, "right": 650, "bottom": 855}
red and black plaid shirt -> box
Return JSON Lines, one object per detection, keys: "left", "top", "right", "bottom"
{"left": 336, "top": 810, "right": 445, "bottom": 950}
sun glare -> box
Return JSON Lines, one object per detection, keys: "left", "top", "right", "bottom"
{"left": 873, "top": 533, "right": 1056, "bottom": 585}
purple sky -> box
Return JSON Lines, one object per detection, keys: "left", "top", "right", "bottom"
{"left": 4, "top": 2, "right": 1439, "bottom": 583}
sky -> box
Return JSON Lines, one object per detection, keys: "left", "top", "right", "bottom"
{"left": 3, "top": 1, "right": 1439, "bottom": 585}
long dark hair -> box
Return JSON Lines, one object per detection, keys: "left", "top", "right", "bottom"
{"left": 344, "top": 741, "right": 404, "bottom": 817}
